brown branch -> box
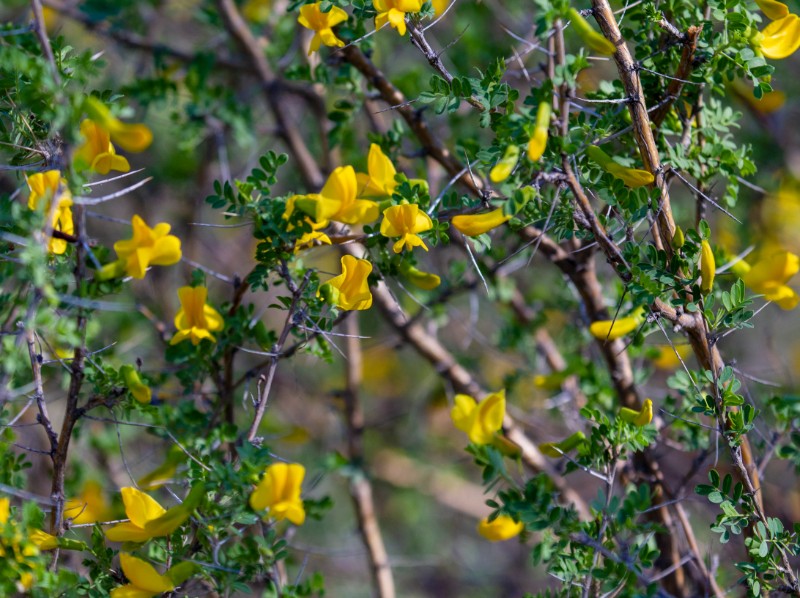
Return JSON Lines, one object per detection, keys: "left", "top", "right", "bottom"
{"left": 406, "top": 21, "right": 486, "bottom": 112}
{"left": 355, "top": 263, "right": 591, "bottom": 519}
{"left": 215, "top": 0, "right": 324, "bottom": 188}
{"left": 246, "top": 268, "right": 311, "bottom": 442}
{"left": 651, "top": 25, "right": 702, "bottom": 129}
{"left": 31, "top": 0, "right": 61, "bottom": 86}
{"left": 343, "top": 316, "right": 395, "bottom": 598}
{"left": 25, "top": 326, "right": 58, "bottom": 454}
{"left": 341, "top": 45, "right": 484, "bottom": 198}
{"left": 590, "top": 0, "right": 676, "bottom": 252}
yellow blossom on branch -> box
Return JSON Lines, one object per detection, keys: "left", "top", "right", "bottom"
{"left": 757, "top": 14, "right": 800, "bottom": 59}
{"left": 490, "top": 145, "right": 520, "bottom": 183}
{"left": 170, "top": 286, "right": 224, "bottom": 346}
{"left": 619, "top": 398, "right": 654, "bottom": 426}
{"left": 374, "top": 0, "right": 423, "bottom": 36}
{"left": 756, "top": 0, "right": 790, "bottom": 20}
{"left": 26, "top": 170, "right": 74, "bottom": 255}
{"left": 400, "top": 262, "right": 441, "bottom": 290}
{"left": 111, "top": 553, "right": 174, "bottom": 598}
{"left": 477, "top": 515, "right": 524, "bottom": 542}
{"left": 538, "top": 431, "right": 586, "bottom": 458}
{"left": 29, "top": 529, "right": 58, "bottom": 551}
{"left": 64, "top": 480, "right": 112, "bottom": 525}
{"left": 586, "top": 145, "right": 654, "bottom": 188}
{"left": 451, "top": 208, "right": 510, "bottom": 237}
{"left": 320, "top": 255, "right": 373, "bottom": 311}
{"left": 567, "top": 7, "right": 616, "bottom": 56}
{"left": 249, "top": 462, "right": 306, "bottom": 526}
{"left": 105, "top": 485, "right": 203, "bottom": 543}
{"left": 380, "top": 203, "right": 433, "bottom": 253}
{"left": 527, "top": 102, "right": 551, "bottom": 162}
{"left": 97, "top": 215, "right": 182, "bottom": 280}
{"left": 84, "top": 97, "right": 153, "bottom": 153}
{"left": 73, "top": 119, "right": 131, "bottom": 175}
{"left": 732, "top": 250, "right": 800, "bottom": 309}
{"left": 356, "top": 144, "right": 399, "bottom": 198}
{"left": 120, "top": 365, "right": 152, "bottom": 404}
{"left": 589, "top": 307, "right": 645, "bottom": 341}
{"left": 450, "top": 389, "right": 505, "bottom": 445}
{"left": 699, "top": 239, "right": 715, "bottom": 295}
{"left": 297, "top": 3, "right": 348, "bottom": 54}
{"left": 296, "top": 166, "right": 379, "bottom": 225}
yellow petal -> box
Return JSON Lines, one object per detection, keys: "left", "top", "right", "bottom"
{"left": 109, "top": 123, "right": 153, "bottom": 153}
{"left": 700, "top": 240, "right": 715, "bottom": 295}
{"left": 489, "top": 145, "right": 520, "bottom": 183}
{"left": 477, "top": 515, "right": 524, "bottom": 542}
{"left": 568, "top": 8, "right": 616, "bottom": 56}
{"left": 29, "top": 529, "right": 58, "bottom": 550}
{"left": 589, "top": 314, "right": 641, "bottom": 341}
{"left": 619, "top": 398, "right": 653, "bottom": 426}
{"left": 119, "top": 554, "right": 175, "bottom": 593}
{"left": 756, "top": 0, "right": 790, "bottom": 20}
{"left": 760, "top": 14, "right": 800, "bottom": 59}
{"left": 451, "top": 208, "right": 510, "bottom": 236}
{"left": 527, "top": 103, "right": 551, "bottom": 162}
{"left": 105, "top": 522, "right": 152, "bottom": 543}
{"left": 121, "top": 487, "right": 166, "bottom": 529}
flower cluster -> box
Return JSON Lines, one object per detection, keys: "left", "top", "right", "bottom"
{"left": 297, "top": 0, "right": 424, "bottom": 53}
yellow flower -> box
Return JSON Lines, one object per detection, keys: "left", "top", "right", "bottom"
{"left": 284, "top": 195, "right": 332, "bottom": 252}
{"left": 74, "top": 119, "right": 131, "bottom": 174}
{"left": 29, "top": 529, "right": 58, "bottom": 550}
{"left": 490, "top": 145, "right": 520, "bottom": 183}
{"left": 477, "top": 515, "right": 524, "bottom": 542}
{"left": 97, "top": 215, "right": 182, "bottom": 280}
{"left": 297, "top": 166, "right": 379, "bottom": 225}
{"left": 170, "top": 286, "right": 225, "bottom": 346}
{"left": 431, "top": 0, "right": 449, "bottom": 16}
{"left": 400, "top": 262, "right": 441, "bottom": 290}
{"left": 380, "top": 203, "right": 433, "bottom": 253}
{"left": 138, "top": 447, "right": 185, "bottom": 491}
{"left": 297, "top": 3, "right": 348, "bottom": 54}
{"left": 451, "top": 208, "right": 510, "bottom": 237}
{"left": 756, "top": 0, "right": 790, "bottom": 20}
{"left": 700, "top": 240, "right": 715, "bottom": 295}
{"left": 734, "top": 250, "right": 800, "bottom": 309}
{"left": 567, "top": 7, "right": 616, "bottom": 55}
{"left": 538, "top": 431, "right": 586, "bottom": 458}
{"left": 619, "top": 398, "right": 653, "bottom": 426}
{"left": 450, "top": 389, "right": 505, "bottom": 445}
{"left": 26, "top": 170, "right": 74, "bottom": 255}
{"left": 586, "top": 145, "right": 654, "bottom": 188}
{"left": 64, "top": 480, "right": 112, "bottom": 525}
{"left": 527, "top": 102, "right": 551, "bottom": 162}
{"left": 589, "top": 307, "right": 645, "bottom": 341}
{"left": 250, "top": 463, "right": 306, "bottom": 526}
{"left": 243, "top": 0, "right": 271, "bottom": 23}
{"left": 758, "top": 14, "right": 800, "bottom": 59}
{"left": 111, "top": 553, "right": 175, "bottom": 598}
{"left": 105, "top": 486, "right": 202, "bottom": 543}
{"left": 356, "top": 144, "right": 399, "bottom": 198}
{"left": 374, "top": 0, "right": 424, "bottom": 36}
{"left": 120, "top": 365, "right": 152, "bottom": 404}
{"left": 320, "top": 255, "right": 373, "bottom": 311}
{"left": 729, "top": 80, "right": 786, "bottom": 114}
{"left": 84, "top": 97, "right": 153, "bottom": 153}
{"left": 0, "top": 497, "right": 8, "bottom": 524}
{"left": 650, "top": 344, "right": 691, "bottom": 370}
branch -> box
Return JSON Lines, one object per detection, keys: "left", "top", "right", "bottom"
{"left": 651, "top": 25, "right": 702, "bottom": 128}
{"left": 343, "top": 316, "right": 395, "bottom": 598}
{"left": 341, "top": 45, "right": 485, "bottom": 198}
{"left": 215, "top": 0, "right": 324, "bottom": 188}
{"left": 589, "top": 0, "right": 676, "bottom": 251}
